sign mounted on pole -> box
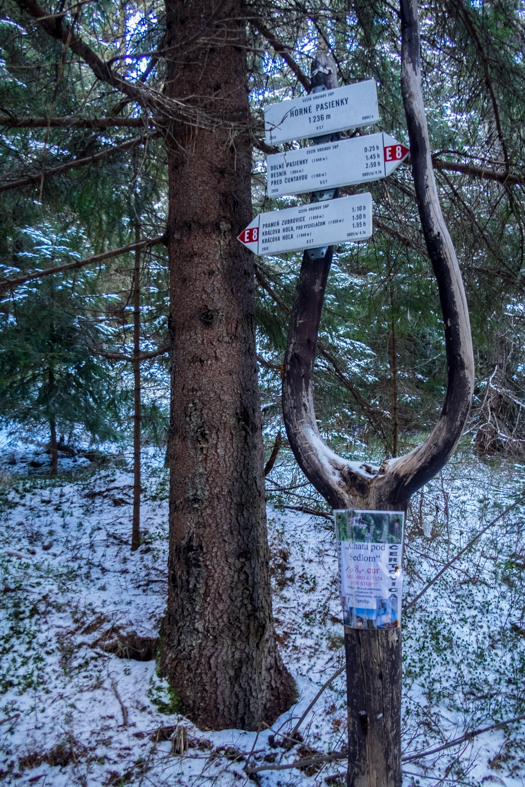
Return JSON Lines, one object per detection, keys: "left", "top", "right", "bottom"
{"left": 335, "top": 509, "right": 405, "bottom": 630}
{"left": 264, "top": 80, "right": 379, "bottom": 145}
{"left": 238, "top": 193, "right": 372, "bottom": 256}
{"left": 267, "top": 133, "right": 410, "bottom": 197}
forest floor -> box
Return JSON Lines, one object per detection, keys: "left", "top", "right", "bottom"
{"left": 1, "top": 434, "right": 525, "bottom": 786}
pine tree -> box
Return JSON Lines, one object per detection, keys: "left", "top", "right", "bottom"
{"left": 1, "top": 0, "right": 294, "bottom": 729}
{"left": 0, "top": 273, "right": 122, "bottom": 467}
{"left": 159, "top": 0, "right": 294, "bottom": 728}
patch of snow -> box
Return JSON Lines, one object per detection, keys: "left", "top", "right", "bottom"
{"left": 1, "top": 441, "right": 525, "bottom": 786}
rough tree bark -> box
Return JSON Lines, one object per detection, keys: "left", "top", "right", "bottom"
{"left": 49, "top": 413, "right": 58, "bottom": 475}
{"left": 159, "top": 0, "right": 294, "bottom": 730}
{"left": 12, "top": 0, "right": 293, "bottom": 731}
{"left": 131, "top": 219, "right": 141, "bottom": 553}
{"left": 282, "top": 6, "right": 475, "bottom": 784}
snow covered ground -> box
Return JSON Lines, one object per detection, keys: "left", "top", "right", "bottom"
{"left": 1, "top": 434, "right": 525, "bottom": 786}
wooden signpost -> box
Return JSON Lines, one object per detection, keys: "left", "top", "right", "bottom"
{"left": 275, "top": 30, "right": 474, "bottom": 787}
{"left": 264, "top": 79, "right": 379, "bottom": 145}
{"left": 239, "top": 77, "right": 409, "bottom": 260}
{"left": 237, "top": 194, "right": 372, "bottom": 255}
{"left": 266, "top": 133, "right": 409, "bottom": 197}
{"left": 238, "top": 38, "right": 470, "bottom": 787}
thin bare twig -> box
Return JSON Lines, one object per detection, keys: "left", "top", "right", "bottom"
{"left": 39, "top": 7, "right": 75, "bottom": 201}
{"left": 252, "top": 18, "right": 311, "bottom": 92}
{"left": 283, "top": 505, "right": 332, "bottom": 520}
{"left": 403, "top": 771, "right": 477, "bottom": 785}
{"left": 0, "top": 713, "right": 20, "bottom": 725}
{"left": 290, "top": 666, "right": 345, "bottom": 738}
{"left": 405, "top": 497, "right": 524, "bottom": 611}
{"left": 0, "top": 132, "right": 159, "bottom": 193}
{"left": 91, "top": 344, "right": 170, "bottom": 363}
{"left": 243, "top": 724, "right": 265, "bottom": 773}
{"left": 264, "top": 431, "right": 282, "bottom": 476}
{"left": 110, "top": 676, "right": 128, "bottom": 727}
{"left": 257, "top": 353, "right": 281, "bottom": 371}
{"left": 244, "top": 749, "right": 346, "bottom": 775}
{"left": 0, "top": 234, "right": 166, "bottom": 295}
{"left": 402, "top": 712, "right": 525, "bottom": 762}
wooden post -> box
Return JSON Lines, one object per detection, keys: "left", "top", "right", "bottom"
{"left": 131, "top": 218, "right": 141, "bottom": 552}
{"left": 282, "top": 19, "right": 474, "bottom": 784}
{"left": 345, "top": 627, "right": 402, "bottom": 786}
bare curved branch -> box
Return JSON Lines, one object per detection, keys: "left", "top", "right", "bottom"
{"left": 379, "top": 0, "right": 475, "bottom": 506}
{"left": 91, "top": 344, "right": 170, "bottom": 363}
{"left": 282, "top": 13, "right": 474, "bottom": 511}
{"left": 0, "top": 132, "right": 159, "bottom": 193}
{"left": 432, "top": 157, "right": 524, "bottom": 186}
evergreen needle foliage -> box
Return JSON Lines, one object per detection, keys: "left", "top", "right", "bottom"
{"left": 0, "top": 275, "right": 123, "bottom": 448}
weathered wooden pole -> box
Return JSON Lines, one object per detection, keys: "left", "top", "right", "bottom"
{"left": 282, "top": 4, "right": 475, "bottom": 782}
{"left": 131, "top": 216, "right": 141, "bottom": 552}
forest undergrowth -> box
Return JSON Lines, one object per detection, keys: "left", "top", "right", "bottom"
{"left": 1, "top": 434, "right": 525, "bottom": 786}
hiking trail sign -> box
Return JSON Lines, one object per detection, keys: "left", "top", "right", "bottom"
{"left": 237, "top": 193, "right": 372, "bottom": 256}
{"left": 239, "top": 77, "right": 410, "bottom": 257}
{"left": 267, "top": 133, "right": 409, "bottom": 197}
{"left": 264, "top": 80, "right": 379, "bottom": 145}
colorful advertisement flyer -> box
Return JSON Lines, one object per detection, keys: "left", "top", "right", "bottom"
{"left": 334, "top": 509, "right": 405, "bottom": 630}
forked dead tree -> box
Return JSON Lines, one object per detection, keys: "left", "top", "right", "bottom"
{"left": 282, "top": 2, "right": 475, "bottom": 784}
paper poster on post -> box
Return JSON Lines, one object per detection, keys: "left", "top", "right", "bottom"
{"left": 334, "top": 510, "right": 404, "bottom": 630}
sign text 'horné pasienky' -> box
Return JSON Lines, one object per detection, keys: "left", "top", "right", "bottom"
{"left": 264, "top": 80, "right": 379, "bottom": 145}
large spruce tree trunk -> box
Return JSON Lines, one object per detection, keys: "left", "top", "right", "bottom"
{"left": 159, "top": 0, "right": 294, "bottom": 730}
{"left": 131, "top": 220, "right": 141, "bottom": 552}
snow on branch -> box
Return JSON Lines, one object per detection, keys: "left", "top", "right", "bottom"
{"left": 0, "top": 132, "right": 160, "bottom": 194}
{"left": 0, "top": 234, "right": 167, "bottom": 295}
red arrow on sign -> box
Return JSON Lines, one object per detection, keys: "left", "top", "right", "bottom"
{"left": 384, "top": 143, "right": 410, "bottom": 162}
{"left": 238, "top": 223, "right": 259, "bottom": 245}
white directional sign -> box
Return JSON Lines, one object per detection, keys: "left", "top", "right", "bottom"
{"left": 267, "top": 133, "right": 410, "bottom": 197}
{"left": 238, "top": 194, "right": 372, "bottom": 256}
{"left": 264, "top": 80, "right": 379, "bottom": 145}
